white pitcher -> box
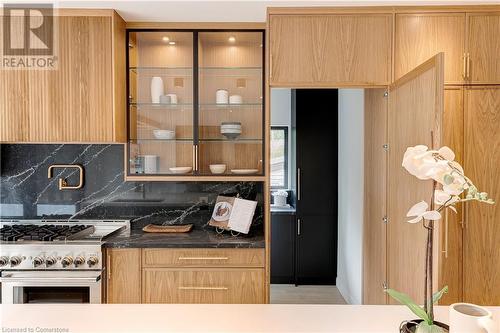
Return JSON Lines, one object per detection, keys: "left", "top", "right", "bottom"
{"left": 449, "top": 303, "right": 498, "bottom": 333}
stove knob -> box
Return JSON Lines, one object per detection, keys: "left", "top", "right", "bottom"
{"left": 87, "top": 256, "right": 99, "bottom": 267}
{"left": 32, "top": 256, "right": 45, "bottom": 268}
{"left": 74, "top": 256, "right": 85, "bottom": 267}
{"left": 10, "top": 256, "right": 23, "bottom": 267}
{"left": 0, "top": 256, "right": 9, "bottom": 267}
{"left": 45, "top": 256, "right": 57, "bottom": 267}
{"left": 61, "top": 256, "right": 73, "bottom": 268}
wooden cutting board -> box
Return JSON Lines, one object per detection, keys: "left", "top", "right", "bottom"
{"left": 142, "top": 224, "right": 193, "bottom": 233}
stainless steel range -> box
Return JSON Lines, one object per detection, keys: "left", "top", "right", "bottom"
{"left": 0, "top": 219, "right": 128, "bottom": 304}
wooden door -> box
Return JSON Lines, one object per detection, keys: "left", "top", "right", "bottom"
{"left": 439, "top": 87, "right": 464, "bottom": 305}
{"left": 394, "top": 13, "right": 466, "bottom": 84}
{"left": 466, "top": 13, "right": 500, "bottom": 84}
{"left": 0, "top": 16, "right": 117, "bottom": 142}
{"left": 142, "top": 268, "right": 265, "bottom": 303}
{"left": 106, "top": 248, "right": 141, "bottom": 303}
{"left": 387, "top": 54, "right": 444, "bottom": 303}
{"left": 363, "top": 88, "right": 388, "bottom": 304}
{"left": 269, "top": 14, "right": 392, "bottom": 86}
{"left": 463, "top": 86, "right": 500, "bottom": 305}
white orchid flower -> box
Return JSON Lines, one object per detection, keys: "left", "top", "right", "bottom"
{"left": 406, "top": 201, "right": 442, "bottom": 224}
{"left": 437, "top": 146, "right": 455, "bottom": 161}
{"left": 434, "top": 190, "right": 459, "bottom": 213}
{"left": 402, "top": 145, "right": 437, "bottom": 180}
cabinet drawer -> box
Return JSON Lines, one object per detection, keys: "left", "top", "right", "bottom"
{"left": 142, "top": 268, "right": 265, "bottom": 304}
{"left": 142, "top": 248, "right": 265, "bottom": 268}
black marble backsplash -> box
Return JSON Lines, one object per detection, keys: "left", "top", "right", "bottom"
{"left": 0, "top": 144, "right": 263, "bottom": 231}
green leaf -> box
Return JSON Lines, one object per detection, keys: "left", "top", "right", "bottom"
{"left": 385, "top": 289, "right": 430, "bottom": 324}
{"left": 416, "top": 322, "right": 445, "bottom": 333}
{"left": 432, "top": 286, "right": 448, "bottom": 304}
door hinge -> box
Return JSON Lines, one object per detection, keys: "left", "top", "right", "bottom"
{"left": 384, "top": 91, "right": 388, "bottom": 98}
{"left": 382, "top": 216, "right": 388, "bottom": 224}
{"left": 383, "top": 281, "right": 388, "bottom": 290}
{"left": 383, "top": 144, "right": 389, "bottom": 151}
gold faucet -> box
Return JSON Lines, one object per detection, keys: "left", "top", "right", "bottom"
{"left": 47, "top": 164, "right": 84, "bottom": 190}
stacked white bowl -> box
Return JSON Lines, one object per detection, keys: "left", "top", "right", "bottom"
{"left": 153, "top": 129, "right": 175, "bottom": 140}
{"left": 220, "top": 122, "right": 242, "bottom": 139}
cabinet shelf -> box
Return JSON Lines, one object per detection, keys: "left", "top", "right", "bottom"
{"left": 129, "top": 138, "right": 193, "bottom": 142}
{"left": 200, "top": 138, "right": 263, "bottom": 143}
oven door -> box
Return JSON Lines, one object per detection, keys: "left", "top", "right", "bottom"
{"left": 1, "top": 270, "right": 102, "bottom": 304}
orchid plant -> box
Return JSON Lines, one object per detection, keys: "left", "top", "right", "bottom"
{"left": 385, "top": 145, "right": 494, "bottom": 333}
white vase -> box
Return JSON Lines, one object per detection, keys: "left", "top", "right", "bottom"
{"left": 150, "top": 77, "right": 164, "bottom": 104}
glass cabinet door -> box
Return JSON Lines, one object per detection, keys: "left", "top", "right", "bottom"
{"left": 197, "top": 31, "right": 264, "bottom": 176}
{"left": 128, "top": 32, "right": 194, "bottom": 175}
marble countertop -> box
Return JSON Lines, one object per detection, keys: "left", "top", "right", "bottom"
{"left": 103, "top": 226, "right": 265, "bottom": 248}
{"left": 3, "top": 304, "right": 499, "bottom": 333}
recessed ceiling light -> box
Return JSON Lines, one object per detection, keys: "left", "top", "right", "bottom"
{"left": 228, "top": 36, "right": 236, "bottom": 43}
{"left": 168, "top": 41, "right": 176, "bottom": 45}
{"left": 162, "top": 36, "right": 170, "bottom": 42}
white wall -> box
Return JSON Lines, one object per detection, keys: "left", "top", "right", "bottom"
{"left": 270, "top": 88, "right": 292, "bottom": 189}
{"left": 337, "top": 89, "right": 364, "bottom": 305}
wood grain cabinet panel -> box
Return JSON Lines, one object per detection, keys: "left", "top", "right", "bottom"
{"left": 143, "top": 248, "right": 265, "bottom": 268}
{"left": 142, "top": 268, "right": 265, "bottom": 304}
{"left": 394, "top": 13, "right": 466, "bottom": 84}
{"left": 463, "top": 86, "right": 500, "bottom": 305}
{"left": 0, "top": 12, "right": 126, "bottom": 142}
{"left": 439, "top": 87, "right": 464, "bottom": 305}
{"left": 106, "top": 248, "right": 142, "bottom": 303}
{"left": 466, "top": 13, "right": 500, "bottom": 84}
{"left": 269, "top": 14, "right": 392, "bottom": 86}
{"left": 387, "top": 54, "right": 444, "bottom": 303}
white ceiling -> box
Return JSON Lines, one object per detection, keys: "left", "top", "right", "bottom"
{"left": 4, "top": 0, "right": 500, "bottom": 22}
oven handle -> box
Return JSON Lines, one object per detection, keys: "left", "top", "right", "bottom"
{"left": 0, "top": 274, "right": 101, "bottom": 283}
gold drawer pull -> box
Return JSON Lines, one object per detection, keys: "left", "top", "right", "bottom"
{"left": 179, "top": 286, "right": 228, "bottom": 291}
{"left": 178, "top": 257, "right": 229, "bottom": 261}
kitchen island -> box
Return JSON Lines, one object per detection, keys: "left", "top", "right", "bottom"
{"left": 2, "top": 304, "right": 499, "bottom": 332}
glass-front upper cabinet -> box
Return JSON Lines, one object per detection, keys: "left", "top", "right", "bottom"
{"left": 198, "top": 32, "right": 264, "bottom": 176}
{"left": 126, "top": 30, "right": 264, "bottom": 180}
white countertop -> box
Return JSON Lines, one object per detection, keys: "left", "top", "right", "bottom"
{"left": 1, "top": 304, "right": 499, "bottom": 332}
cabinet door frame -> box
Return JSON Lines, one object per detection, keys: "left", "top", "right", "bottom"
{"left": 124, "top": 29, "right": 266, "bottom": 182}
{"left": 465, "top": 12, "right": 500, "bottom": 84}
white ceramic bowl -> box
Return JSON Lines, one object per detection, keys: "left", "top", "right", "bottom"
{"left": 209, "top": 164, "right": 227, "bottom": 174}
{"left": 229, "top": 95, "right": 243, "bottom": 104}
{"left": 169, "top": 166, "right": 192, "bottom": 174}
{"left": 153, "top": 129, "right": 175, "bottom": 140}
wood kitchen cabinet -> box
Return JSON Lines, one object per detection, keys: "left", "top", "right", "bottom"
{"left": 466, "top": 13, "right": 500, "bottom": 84}
{"left": 394, "top": 13, "right": 466, "bottom": 84}
{"left": 269, "top": 14, "right": 392, "bottom": 87}
{"left": 463, "top": 86, "right": 500, "bottom": 305}
{"left": 0, "top": 10, "right": 127, "bottom": 142}
{"left": 142, "top": 248, "right": 266, "bottom": 304}
{"left": 439, "top": 87, "right": 464, "bottom": 305}
{"left": 106, "top": 248, "right": 142, "bottom": 304}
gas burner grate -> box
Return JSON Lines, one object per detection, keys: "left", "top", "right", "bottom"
{"left": 0, "top": 224, "right": 94, "bottom": 242}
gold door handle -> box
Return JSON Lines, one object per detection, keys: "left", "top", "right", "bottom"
{"left": 47, "top": 164, "right": 84, "bottom": 190}
{"left": 179, "top": 286, "right": 228, "bottom": 291}
{"left": 462, "top": 53, "right": 467, "bottom": 80}
{"left": 107, "top": 254, "right": 111, "bottom": 280}
{"left": 178, "top": 257, "right": 229, "bottom": 261}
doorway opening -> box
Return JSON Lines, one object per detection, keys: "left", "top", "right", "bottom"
{"left": 270, "top": 88, "right": 379, "bottom": 304}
